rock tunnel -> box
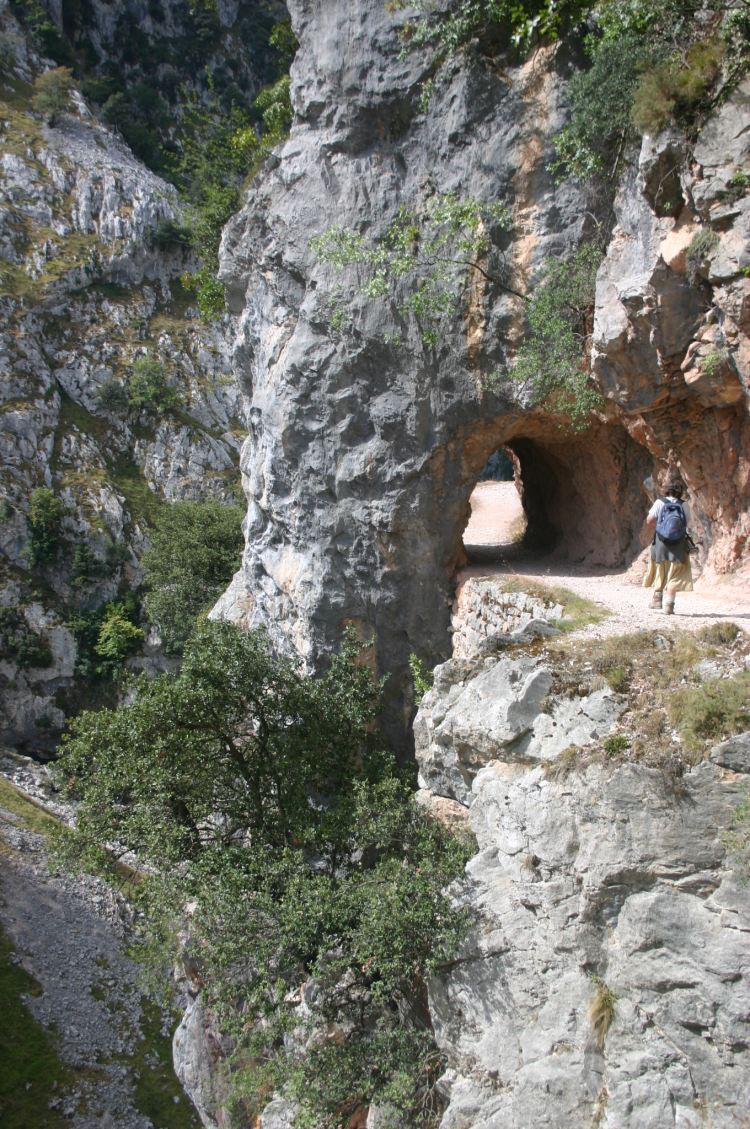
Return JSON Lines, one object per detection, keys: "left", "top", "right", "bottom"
{"left": 455, "top": 415, "right": 655, "bottom": 570}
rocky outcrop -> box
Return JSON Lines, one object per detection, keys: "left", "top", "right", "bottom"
{"left": 592, "top": 83, "right": 750, "bottom": 580}
{"left": 217, "top": 0, "right": 748, "bottom": 743}
{"left": 413, "top": 636, "right": 750, "bottom": 1129}
{"left": 429, "top": 749, "right": 750, "bottom": 1129}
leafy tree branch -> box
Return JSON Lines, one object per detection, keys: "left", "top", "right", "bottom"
{"left": 311, "top": 193, "right": 512, "bottom": 346}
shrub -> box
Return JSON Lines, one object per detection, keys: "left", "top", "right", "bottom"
{"left": 95, "top": 378, "right": 130, "bottom": 413}
{"left": 32, "top": 66, "right": 75, "bottom": 125}
{"left": 127, "top": 356, "right": 180, "bottom": 414}
{"left": 142, "top": 500, "right": 244, "bottom": 653}
{"left": 551, "top": 3, "right": 741, "bottom": 185}
{"left": 727, "top": 169, "right": 750, "bottom": 198}
{"left": 409, "top": 654, "right": 433, "bottom": 706}
{"left": 509, "top": 242, "right": 604, "bottom": 430}
{"left": 0, "top": 606, "right": 53, "bottom": 669}
{"left": 149, "top": 217, "right": 193, "bottom": 249}
{"left": 53, "top": 623, "right": 471, "bottom": 1126}
{"left": 70, "top": 543, "right": 106, "bottom": 589}
{"left": 724, "top": 797, "right": 750, "bottom": 882}
{"left": 698, "top": 349, "right": 729, "bottom": 379}
{"left": 27, "top": 488, "right": 66, "bottom": 568}
{"left": 686, "top": 228, "right": 719, "bottom": 281}
{"left": 395, "top": 0, "right": 590, "bottom": 58}
{"left": 603, "top": 735, "right": 630, "bottom": 757}
{"left": 589, "top": 977, "right": 617, "bottom": 1048}
{"left": 697, "top": 622, "right": 741, "bottom": 646}
{"left": 94, "top": 605, "right": 144, "bottom": 662}
{"left": 631, "top": 38, "right": 725, "bottom": 136}
{"left": 669, "top": 673, "right": 750, "bottom": 755}
{"left": 181, "top": 268, "right": 226, "bottom": 320}
{"left": 312, "top": 193, "right": 511, "bottom": 347}
{"left": 253, "top": 73, "right": 292, "bottom": 141}
{"left": 551, "top": 32, "right": 652, "bottom": 182}
{"left": 269, "top": 19, "right": 298, "bottom": 62}
{"left": 69, "top": 595, "right": 142, "bottom": 682}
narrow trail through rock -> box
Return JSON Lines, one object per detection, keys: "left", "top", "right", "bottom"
{"left": 460, "top": 482, "right": 750, "bottom": 640}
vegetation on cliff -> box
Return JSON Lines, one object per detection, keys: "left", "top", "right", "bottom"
{"left": 396, "top": 0, "right": 749, "bottom": 185}
{"left": 7, "top": 1, "right": 297, "bottom": 318}
{"left": 142, "top": 500, "right": 245, "bottom": 653}
{"left": 54, "top": 622, "right": 472, "bottom": 1127}
{"left": 312, "top": 193, "right": 512, "bottom": 347}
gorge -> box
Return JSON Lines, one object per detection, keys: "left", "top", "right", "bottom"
{"left": 1, "top": 0, "right": 750, "bottom": 1127}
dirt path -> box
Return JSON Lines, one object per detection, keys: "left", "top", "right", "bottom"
{"left": 461, "top": 481, "right": 750, "bottom": 640}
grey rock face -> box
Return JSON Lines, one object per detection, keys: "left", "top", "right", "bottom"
{"left": 592, "top": 81, "right": 750, "bottom": 577}
{"left": 452, "top": 577, "right": 564, "bottom": 660}
{"left": 216, "top": 0, "right": 661, "bottom": 742}
{"left": 425, "top": 750, "right": 750, "bottom": 1129}
{"left": 218, "top": 1, "right": 749, "bottom": 741}
{"left": 414, "top": 648, "right": 622, "bottom": 805}
{"left": 0, "top": 18, "right": 249, "bottom": 751}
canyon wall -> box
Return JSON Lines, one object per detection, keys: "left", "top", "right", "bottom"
{"left": 0, "top": 0, "right": 251, "bottom": 750}
{"left": 217, "top": 0, "right": 749, "bottom": 743}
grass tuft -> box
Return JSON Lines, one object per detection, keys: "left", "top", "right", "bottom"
{"left": 589, "top": 978, "right": 617, "bottom": 1049}
{"left": 500, "top": 577, "right": 609, "bottom": 633}
{"left": 669, "top": 673, "right": 750, "bottom": 756}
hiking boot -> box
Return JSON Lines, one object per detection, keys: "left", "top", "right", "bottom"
{"left": 664, "top": 595, "right": 675, "bottom": 615}
{"left": 650, "top": 590, "right": 663, "bottom": 609}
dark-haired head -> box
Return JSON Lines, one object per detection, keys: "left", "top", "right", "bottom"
{"left": 665, "top": 480, "right": 684, "bottom": 499}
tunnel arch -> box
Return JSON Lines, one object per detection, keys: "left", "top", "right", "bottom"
{"left": 453, "top": 415, "right": 655, "bottom": 571}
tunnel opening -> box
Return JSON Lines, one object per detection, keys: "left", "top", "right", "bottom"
{"left": 462, "top": 446, "right": 527, "bottom": 563}
{"left": 457, "top": 419, "right": 654, "bottom": 572}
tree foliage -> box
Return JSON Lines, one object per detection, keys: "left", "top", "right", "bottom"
{"left": 96, "top": 355, "right": 180, "bottom": 416}
{"left": 31, "top": 66, "right": 74, "bottom": 123}
{"left": 142, "top": 500, "right": 244, "bottom": 653}
{"left": 127, "top": 355, "right": 180, "bottom": 414}
{"left": 394, "top": 0, "right": 589, "bottom": 56}
{"left": 68, "top": 594, "right": 143, "bottom": 682}
{"left": 26, "top": 487, "right": 66, "bottom": 568}
{"left": 54, "top": 623, "right": 471, "bottom": 1126}
{"left": 507, "top": 242, "right": 603, "bottom": 429}
{"left": 0, "top": 606, "right": 53, "bottom": 669}
{"left": 173, "top": 62, "right": 295, "bottom": 320}
{"left": 552, "top": 0, "right": 750, "bottom": 183}
{"left": 311, "top": 193, "right": 511, "bottom": 347}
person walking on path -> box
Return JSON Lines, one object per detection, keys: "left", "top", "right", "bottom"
{"left": 643, "top": 479, "right": 694, "bottom": 615}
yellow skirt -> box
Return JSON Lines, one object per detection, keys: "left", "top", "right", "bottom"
{"left": 643, "top": 559, "right": 693, "bottom": 592}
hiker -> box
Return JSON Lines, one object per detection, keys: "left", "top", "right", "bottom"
{"left": 643, "top": 479, "right": 693, "bottom": 615}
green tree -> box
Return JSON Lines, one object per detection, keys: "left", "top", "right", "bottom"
{"left": 552, "top": 0, "right": 749, "bottom": 183}
{"left": 27, "top": 487, "right": 66, "bottom": 568}
{"left": 311, "top": 193, "right": 512, "bottom": 346}
{"left": 394, "top": 0, "right": 589, "bottom": 57}
{"left": 127, "top": 355, "right": 180, "bottom": 414}
{"left": 142, "top": 501, "right": 244, "bottom": 653}
{"left": 505, "top": 242, "right": 604, "bottom": 429}
{"left": 68, "top": 595, "right": 143, "bottom": 682}
{"left": 94, "top": 605, "right": 144, "bottom": 663}
{"left": 54, "top": 623, "right": 470, "bottom": 1126}
{"left": 32, "top": 66, "right": 74, "bottom": 124}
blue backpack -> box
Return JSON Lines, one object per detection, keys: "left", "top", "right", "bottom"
{"left": 656, "top": 499, "right": 687, "bottom": 543}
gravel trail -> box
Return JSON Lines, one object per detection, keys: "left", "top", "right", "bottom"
{"left": 461, "top": 481, "right": 750, "bottom": 640}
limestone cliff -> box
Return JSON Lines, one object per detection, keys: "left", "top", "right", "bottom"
{"left": 413, "top": 598, "right": 750, "bottom": 1129}
{"left": 217, "top": 0, "right": 749, "bottom": 750}
{"left": 0, "top": 0, "right": 250, "bottom": 750}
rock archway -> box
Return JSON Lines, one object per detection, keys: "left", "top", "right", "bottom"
{"left": 453, "top": 415, "right": 654, "bottom": 572}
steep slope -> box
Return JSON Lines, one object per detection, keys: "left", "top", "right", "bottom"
{"left": 0, "top": 5, "right": 249, "bottom": 751}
